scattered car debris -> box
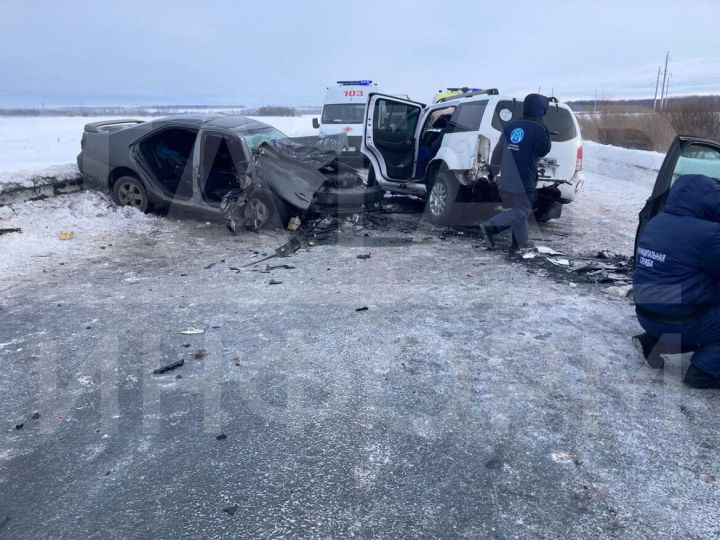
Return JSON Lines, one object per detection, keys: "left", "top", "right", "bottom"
{"left": 700, "top": 473, "right": 716, "bottom": 485}
{"left": 203, "top": 263, "right": 216, "bottom": 270}
{"left": 547, "top": 257, "right": 571, "bottom": 267}
{"left": 536, "top": 245, "right": 563, "bottom": 255}
{"left": 275, "top": 237, "right": 302, "bottom": 257}
{"left": 0, "top": 227, "right": 21, "bottom": 236}
{"left": 31, "top": 412, "right": 41, "bottom": 420}
{"left": 484, "top": 457, "right": 505, "bottom": 470}
{"left": 268, "top": 279, "right": 283, "bottom": 285}
{"left": 356, "top": 306, "right": 369, "bottom": 312}
{"left": 194, "top": 349, "right": 208, "bottom": 360}
{"left": 179, "top": 328, "right": 204, "bottom": 335}
{"left": 265, "top": 264, "right": 295, "bottom": 271}
{"left": 216, "top": 433, "right": 227, "bottom": 441}
{"left": 14, "top": 423, "right": 23, "bottom": 430}
{"left": 551, "top": 451, "right": 575, "bottom": 464}
{"left": 152, "top": 359, "right": 185, "bottom": 375}
{"left": 222, "top": 505, "right": 238, "bottom": 516}
{"left": 357, "top": 253, "right": 371, "bottom": 260}
{"left": 606, "top": 285, "right": 633, "bottom": 298}
{"left": 595, "top": 249, "right": 620, "bottom": 259}
{"left": 182, "top": 343, "right": 191, "bottom": 348}
{"left": 287, "top": 216, "right": 301, "bottom": 231}
{"left": 59, "top": 230, "right": 74, "bottom": 240}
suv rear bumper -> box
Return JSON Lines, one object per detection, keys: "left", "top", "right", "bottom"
{"left": 537, "top": 171, "right": 584, "bottom": 203}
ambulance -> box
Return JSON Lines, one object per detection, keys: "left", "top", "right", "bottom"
{"left": 312, "top": 81, "right": 379, "bottom": 159}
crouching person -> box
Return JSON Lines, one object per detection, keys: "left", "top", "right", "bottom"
{"left": 484, "top": 94, "right": 551, "bottom": 250}
{"left": 633, "top": 174, "right": 720, "bottom": 388}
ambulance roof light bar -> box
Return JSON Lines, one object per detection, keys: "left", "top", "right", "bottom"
{"left": 336, "top": 80, "right": 373, "bottom": 86}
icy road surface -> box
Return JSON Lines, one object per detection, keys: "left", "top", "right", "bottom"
{"left": 1, "top": 191, "right": 720, "bottom": 539}
{"left": 2, "top": 118, "right": 716, "bottom": 538}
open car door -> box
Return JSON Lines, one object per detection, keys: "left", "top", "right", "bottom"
{"left": 362, "top": 94, "right": 424, "bottom": 182}
{"left": 635, "top": 136, "right": 720, "bottom": 256}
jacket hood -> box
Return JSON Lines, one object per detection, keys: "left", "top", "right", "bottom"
{"left": 523, "top": 94, "right": 549, "bottom": 119}
{"left": 665, "top": 174, "right": 720, "bottom": 222}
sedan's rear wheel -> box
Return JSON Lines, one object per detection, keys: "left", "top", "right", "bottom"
{"left": 112, "top": 176, "right": 150, "bottom": 212}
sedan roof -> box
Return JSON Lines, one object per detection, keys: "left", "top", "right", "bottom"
{"left": 148, "top": 114, "right": 272, "bottom": 132}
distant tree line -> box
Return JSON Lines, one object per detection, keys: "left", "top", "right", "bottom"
{"left": 571, "top": 95, "right": 720, "bottom": 151}
{"left": 0, "top": 104, "right": 321, "bottom": 118}
{"left": 244, "top": 106, "right": 297, "bottom": 116}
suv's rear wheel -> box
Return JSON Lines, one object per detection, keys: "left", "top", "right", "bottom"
{"left": 425, "top": 169, "right": 459, "bottom": 225}
{"left": 112, "top": 176, "right": 150, "bottom": 212}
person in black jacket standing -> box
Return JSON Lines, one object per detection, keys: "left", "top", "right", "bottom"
{"left": 484, "top": 94, "right": 552, "bottom": 249}
{"left": 633, "top": 174, "right": 720, "bottom": 388}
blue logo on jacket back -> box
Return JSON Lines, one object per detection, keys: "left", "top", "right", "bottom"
{"left": 510, "top": 128, "right": 525, "bottom": 144}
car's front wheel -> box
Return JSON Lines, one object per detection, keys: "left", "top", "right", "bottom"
{"left": 424, "top": 169, "right": 459, "bottom": 225}
{"left": 112, "top": 176, "right": 150, "bottom": 212}
{"left": 244, "top": 191, "right": 292, "bottom": 230}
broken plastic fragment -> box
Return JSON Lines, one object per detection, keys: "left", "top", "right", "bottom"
{"left": 59, "top": 231, "right": 74, "bottom": 241}
{"left": 536, "top": 245, "right": 562, "bottom": 255}
{"left": 547, "top": 257, "right": 570, "bottom": 267}
{"left": 179, "top": 328, "right": 204, "bottom": 335}
{"left": 287, "top": 216, "right": 301, "bottom": 231}
{"left": 551, "top": 451, "right": 575, "bottom": 463}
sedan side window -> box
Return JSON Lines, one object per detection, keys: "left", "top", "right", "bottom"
{"left": 672, "top": 144, "right": 720, "bottom": 184}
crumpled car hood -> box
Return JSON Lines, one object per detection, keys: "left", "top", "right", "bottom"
{"left": 264, "top": 133, "right": 349, "bottom": 169}
{"left": 254, "top": 133, "right": 352, "bottom": 211}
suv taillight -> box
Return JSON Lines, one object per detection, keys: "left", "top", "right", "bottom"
{"left": 575, "top": 145, "right": 583, "bottom": 172}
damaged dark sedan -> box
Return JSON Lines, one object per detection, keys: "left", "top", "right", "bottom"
{"left": 77, "top": 115, "right": 383, "bottom": 229}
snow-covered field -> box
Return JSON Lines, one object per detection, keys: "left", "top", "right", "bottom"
{"left": 0, "top": 114, "right": 319, "bottom": 177}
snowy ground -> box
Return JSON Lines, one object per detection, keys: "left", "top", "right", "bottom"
{"left": 3, "top": 119, "right": 719, "bottom": 539}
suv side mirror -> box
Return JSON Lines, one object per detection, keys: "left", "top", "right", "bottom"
{"left": 312, "top": 118, "right": 320, "bottom": 129}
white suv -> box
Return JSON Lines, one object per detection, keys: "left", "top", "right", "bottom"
{"left": 361, "top": 90, "right": 584, "bottom": 224}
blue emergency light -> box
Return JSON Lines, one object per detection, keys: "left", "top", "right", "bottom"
{"left": 337, "top": 80, "right": 373, "bottom": 86}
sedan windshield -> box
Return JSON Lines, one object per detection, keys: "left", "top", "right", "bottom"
{"left": 240, "top": 126, "right": 287, "bottom": 153}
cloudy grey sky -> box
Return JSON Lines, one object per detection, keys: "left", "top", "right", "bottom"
{"left": 1, "top": 0, "right": 718, "bottom": 107}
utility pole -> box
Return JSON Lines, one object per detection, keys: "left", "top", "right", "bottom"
{"left": 593, "top": 89, "right": 598, "bottom": 114}
{"left": 663, "top": 72, "right": 672, "bottom": 110}
{"left": 660, "top": 51, "right": 670, "bottom": 110}
{"left": 653, "top": 66, "right": 661, "bottom": 111}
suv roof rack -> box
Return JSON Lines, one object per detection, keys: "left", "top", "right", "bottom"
{"left": 436, "top": 88, "right": 499, "bottom": 103}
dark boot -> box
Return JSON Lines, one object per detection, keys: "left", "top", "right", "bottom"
{"left": 483, "top": 225, "right": 496, "bottom": 249}
{"left": 632, "top": 333, "right": 665, "bottom": 369}
{"left": 683, "top": 364, "right": 720, "bottom": 389}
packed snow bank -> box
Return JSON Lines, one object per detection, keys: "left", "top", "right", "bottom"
{"left": 545, "top": 142, "right": 665, "bottom": 257}
{"left": 0, "top": 115, "right": 319, "bottom": 178}
{"left": 583, "top": 141, "right": 665, "bottom": 183}
{"left": 0, "top": 163, "right": 80, "bottom": 192}
{"left": 0, "top": 191, "right": 156, "bottom": 278}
